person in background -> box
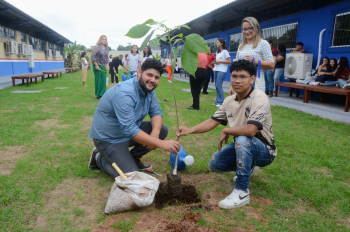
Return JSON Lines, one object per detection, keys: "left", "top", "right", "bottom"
{"left": 201, "top": 47, "right": 216, "bottom": 94}
{"left": 323, "top": 57, "right": 350, "bottom": 89}
{"left": 321, "top": 58, "right": 338, "bottom": 82}
{"left": 264, "top": 40, "right": 278, "bottom": 97}
{"left": 188, "top": 53, "right": 208, "bottom": 110}
{"left": 111, "top": 55, "right": 124, "bottom": 83}
{"left": 177, "top": 60, "right": 277, "bottom": 209}
{"left": 125, "top": 45, "right": 141, "bottom": 77}
{"left": 162, "top": 54, "right": 177, "bottom": 83}
{"left": 142, "top": 45, "right": 153, "bottom": 64}
{"left": 309, "top": 57, "right": 331, "bottom": 85}
{"left": 91, "top": 35, "right": 109, "bottom": 99}
{"left": 232, "top": 17, "right": 274, "bottom": 94}
{"left": 122, "top": 54, "right": 128, "bottom": 67}
{"left": 291, "top": 42, "right": 306, "bottom": 53}
{"left": 273, "top": 43, "right": 286, "bottom": 92}
{"left": 81, "top": 51, "right": 92, "bottom": 87}
{"left": 213, "top": 38, "right": 231, "bottom": 107}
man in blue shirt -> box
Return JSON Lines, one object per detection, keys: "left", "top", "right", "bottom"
{"left": 88, "top": 58, "right": 180, "bottom": 177}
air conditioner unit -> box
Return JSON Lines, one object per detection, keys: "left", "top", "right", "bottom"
{"left": 18, "top": 44, "right": 23, "bottom": 55}
{"left": 284, "top": 53, "right": 313, "bottom": 79}
{"left": 23, "top": 44, "right": 28, "bottom": 56}
{"left": 55, "top": 51, "right": 60, "bottom": 58}
{"left": 5, "top": 41, "right": 17, "bottom": 54}
{"left": 46, "top": 49, "right": 52, "bottom": 57}
{"left": 28, "top": 45, "right": 33, "bottom": 56}
{"left": 63, "top": 53, "right": 67, "bottom": 59}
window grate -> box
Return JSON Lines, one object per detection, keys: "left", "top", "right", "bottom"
{"left": 262, "top": 23, "right": 298, "bottom": 50}
{"left": 205, "top": 38, "right": 217, "bottom": 53}
{"left": 161, "top": 48, "right": 166, "bottom": 58}
{"left": 327, "top": 7, "right": 350, "bottom": 53}
{"left": 229, "top": 33, "right": 242, "bottom": 53}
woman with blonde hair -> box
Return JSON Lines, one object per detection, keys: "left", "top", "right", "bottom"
{"left": 81, "top": 51, "right": 91, "bottom": 87}
{"left": 230, "top": 17, "right": 274, "bottom": 94}
{"left": 91, "top": 35, "right": 109, "bottom": 99}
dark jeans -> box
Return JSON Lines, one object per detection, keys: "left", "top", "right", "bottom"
{"left": 93, "top": 121, "right": 168, "bottom": 177}
{"left": 209, "top": 136, "right": 273, "bottom": 191}
{"left": 111, "top": 72, "right": 119, "bottom": 83}
{"left": 189, "top": 68, "right": 206, "bottom": 109}
{"left": 208, "top": 68, "right": 214, "bottom": 81}
{"left": 315, "top": 74, "right": 336, "bottom": 83}
{"left": 264, "top": 69, "right": 274, "bottom": 92}
{"left": 201, "top": 69, "right": 211, "bottom": 93}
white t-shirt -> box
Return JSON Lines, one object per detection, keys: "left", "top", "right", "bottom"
{"left": 122, "top": 59, "right": 126, "bottom": 66}
{"left": 108, "top": 58, "right": 112, "bottom": 62}
{"left": 235, "top": 39, "right": 274, "bottom": 63}
{"left": 81, "top": 58, "right": 89, "bottom": 67}
{"left": 166, "top": 59, "right": 172, "bottom": 66}
{"left": 127, "top": 53, "right": 141, "bottom": 71}
{"left": 213, "top": 50, "right": 230, "bottom": 72}
{"left": 142, "top": 55, "right": 153, "bottom": 63}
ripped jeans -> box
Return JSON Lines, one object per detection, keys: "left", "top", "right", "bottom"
{"left": 209, "top": 136, "right": 273, "bottom": 192}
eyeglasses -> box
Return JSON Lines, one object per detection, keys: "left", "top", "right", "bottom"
{"left": 241, "top": 27, "right": 254, "bottom": 32}
{"left": 231, "top": 75, "right": 249, "bottom": 81}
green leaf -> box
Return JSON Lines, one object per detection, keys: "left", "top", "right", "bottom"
{"left": 125, "top": 24, "right": 151, "bottom": 38}
{"left": 181, "top": 44, "right": 198, "bottom": 77}
{"left": 173, "top": 38, "right": 182, "bottom": 45}
{"left": 152, "top": 39, "right": 160, "bottom": 49}
{"left": 142, "top": 19, "right": 154, "bottom": 25}
{"left": 185, "top": 33, "right": 208, "bottom": 53}
{"left": 172, "top": 46, "right": 179, "bottom": 74}
{"left": 178, "top": 33, "right": 183, "bottom": 38}
{"left": 160, "top": 35, "right": 167, "bottom": 42}
{"left": 140, "top": 30, "right": 155, "bottom": 52}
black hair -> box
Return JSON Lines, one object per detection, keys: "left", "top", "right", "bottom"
{"left": 131, "top": 45, "right": 139, "bottom": 54}
{"left": 143, "top": 45, "right": 152, "bottom": 57}
{"left": 296, "top": 42, "right": 304, "bottom": 47}
{"left": 119, "top": 54, "right": 123, "bottom": 58}
{"left": 208, "top": 47, "right": 212, "bottom": 53}
{"left": 336, "top": 57, "right": 349, "bottom": 77}
{"left": 329, "top": 58, "right": 337, "bottom": 70}
{"left": 125, "top": 54, "right": 128, "bottom": 58}
{"left": 81, "top": 52, "right": 86, "bottom": 58}
{"left": 229, "top": 60, "right": 257, "bottom": 76}
{"left": 217, "top": 38, "right": 228, "bottom": 53}
{"left": 141, "top": 58, "right": 164, "bottom": 75}
{"left": 268, "top": 40, "right": 273, "bottom": 45}
{"left": 278, "top": 43, "right": 286, "bottom": 53}
{"left": 322, "top": 57, "right": 331, "bottom": 71}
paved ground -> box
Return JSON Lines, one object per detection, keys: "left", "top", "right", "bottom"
{"left": 1, "top": 71, "right": 349, "bottom": 124}
{"left": 169, "top": 73, "right": 350, "bottom": 124}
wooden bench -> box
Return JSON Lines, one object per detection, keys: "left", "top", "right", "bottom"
{"left": 11, "top": 73, "right": 44, "bottom": 87}
{"left": 179, "top": 68, "right": 188, "bottom": 77}
{"left": 42, "top": 71, "right": 62, "bottom": 79}
{"left": 275, "top": 82, "right": 350, "bottom": 112}
{"left": 65, "top": 68, "right": 75, "bottom": 73}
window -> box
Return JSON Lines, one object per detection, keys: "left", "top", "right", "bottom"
{"left": 48, "top": 43, "right": 52, "bottom": 49}
{"left": 332, "top": 12, "right": 350, "bottom": 47}
{"left": 29, "top": 36, "right": 38, "bottom": 49}
{"left": 262, "top": 22, "right": 298, "bottom": 50}
{"left": 229, "top": 33, "right": 242, "bottom": 52}
{"left": 9, "top": 29, "right": 15, "bottom": 40}
{"left": 55, "top": 45, "right": 60, "bottom": 51}
{"left": 206, "top": 38, "right": 217, "bottom": 53}
{"left": 0, "top": 26, "right": 8, "bottom": 38}
{"left": 161, "top": 48, "right": 166, "bottom": 58}
{"left": 38, "top": 40, "right": 45, "bottom": 51}
{"left": 21, "top": 33, "right": 26, "bottom": 43}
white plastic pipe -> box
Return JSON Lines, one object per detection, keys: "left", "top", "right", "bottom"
{"left": 313, "top": 29, "right": 326, "bottom": 75}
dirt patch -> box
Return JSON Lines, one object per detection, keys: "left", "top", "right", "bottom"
{"left": 107, "top": 83, "right": 118, "bottom": 88}
{"left": 313, "top": 167, "right": 333, "bottom": 178}
{"left": 0, "top": 146, "right": 24, "bottom": 175}
{"left": 155, "top": 182, "right": 201, "bottom": 209}
{"left": 0, "top": 109, "right": 13, "bottom": 113}
{"left": 34, "top": 118, "right": 70, "bottom": 130}
{"left": 35, "top": 178, "right": 109, "bottom": 231}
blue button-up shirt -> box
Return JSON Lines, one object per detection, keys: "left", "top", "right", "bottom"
{"left": 88, "top": 77, "right": 163, "bottom": 144}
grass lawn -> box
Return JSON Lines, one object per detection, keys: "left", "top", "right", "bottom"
{"left": 0, "top": 70, "right": 350, "bottom": 231}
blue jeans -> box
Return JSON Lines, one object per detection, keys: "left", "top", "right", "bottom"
{"left": 325, "top": 79, "right": 348, "bottom": 87}
{"left": 273, "top": 68, "right": 284, "bottom": 92}
{"left": 214, "top": 71, "right": 226, "bottom": 105}
{"left": 264, "top": 69, "right": 274, "bottom": 92}
{"left": 209, "top": 136, "right": 273, "bottom": 191}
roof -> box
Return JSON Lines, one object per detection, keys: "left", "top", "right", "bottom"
{"left": 0, "top": 0, "right": 72, "bottom": 45}
{"left": 160, "top": 0, "right": 348, "bottom": 46}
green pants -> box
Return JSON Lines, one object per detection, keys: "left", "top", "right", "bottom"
{"left": 93, "top": 65, "right": 107, "bottom": 98}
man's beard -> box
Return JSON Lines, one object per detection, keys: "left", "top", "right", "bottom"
{"left": 139, "top": 75, "right": 157, "bottom": 92}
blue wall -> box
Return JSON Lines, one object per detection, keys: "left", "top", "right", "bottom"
{"left": 0, "top": 61, "right": 64, "bottom": 77}
{"left": 161, "top": 1, "right": 350, "bottom": 89}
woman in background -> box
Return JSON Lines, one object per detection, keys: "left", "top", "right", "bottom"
{"left": 213, "top": 38, "right": 231, "bottom": 107}
{"left": 163, "top": 54, "right": 177, "bottom": 83}
{"left": 309, "top": 57, "right": 331, "bottom": 85}
{"left": 230, "top": 17, "right": 274, "bottom": 94}
{"left": 91, "top": 35, "right": 109, "bottom": 99}
{"left": 81, "top": 51, "right": 91, "bottom": 87}
{"left": 273, "top": 43, "right": 286, "bottom": 92}
{"left": 142, "top": 45, "right": 153, "bottom": 63}
{"left": 324, "top": 57, "right": 349, "bottom": 89}
{"left": 125, "top": 45, "right": 141, "bottom": 77}
{"left": 201, "top": 46, "right": 216, "bottom": 94}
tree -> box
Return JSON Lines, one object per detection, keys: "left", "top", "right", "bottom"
{"left": 64, "top": 41, "right": 79, "bottom": 68}
{"left": 108, "top": 46, "right": 112, "bottom": 51}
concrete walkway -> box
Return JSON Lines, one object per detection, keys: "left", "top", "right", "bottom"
{"left": 168, "top": 73, "right": 350, "bottom": 124}
{"left": 0, "top": 68, "right": 66, "bottom": 90}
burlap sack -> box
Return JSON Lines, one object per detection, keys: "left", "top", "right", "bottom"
{"left": 104, "top": 171, "right": 160, "bottom": 214}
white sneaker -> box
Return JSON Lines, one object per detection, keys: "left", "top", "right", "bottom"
{"left": 218, "top": 189, "right": 250, "bottom": 209}
{"left": 343, "top": 84, "right": 350, "bottom": 90}
{"left": 215, "top": 104, "right": 221, "bottom": 107}
{"left": 233, "top": 166, "right": 259, "bottom": 182}
{"left": 336, "top": 83, "right": 340, "bottom": 87}
{"left": 168, "top": 80, "right": 172, "bottom": 83}
{"left": 296, "top": 79, "right": 304, "bottom": 83}
{"left": 309, "top": 82, "right": 320, "bottom": 85}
